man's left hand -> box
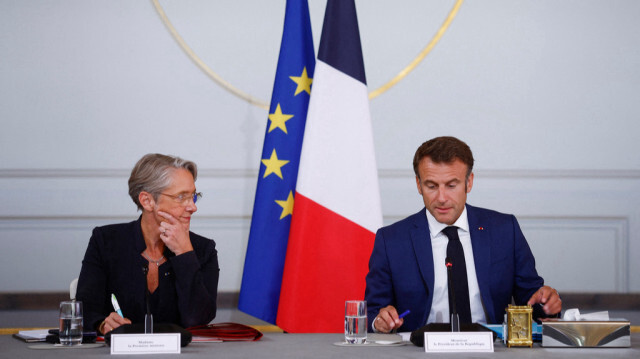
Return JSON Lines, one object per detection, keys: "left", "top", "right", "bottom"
{"left": 527, "top": 285, "right": 562, "bottom": 315}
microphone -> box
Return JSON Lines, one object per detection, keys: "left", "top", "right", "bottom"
{"left": 142, "top": 263, "right": 153, "bottom": 334}
{"left": 445, "top": 257, "right": 460, "bottom": 332}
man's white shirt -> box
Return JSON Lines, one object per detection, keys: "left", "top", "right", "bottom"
{"left": 426, "top": 207, "right": 487, "bottom": 324}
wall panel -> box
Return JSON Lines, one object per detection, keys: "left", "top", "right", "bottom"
{"left": 1, "top": 169, "right": 638, "bottom": 293}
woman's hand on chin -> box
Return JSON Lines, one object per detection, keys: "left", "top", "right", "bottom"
{"left": 157, "top": 211, "right": 194, "bottom": 255}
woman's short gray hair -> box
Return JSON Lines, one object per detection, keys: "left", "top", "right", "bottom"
{"left": 128, "top": 153, "right": 198, "bottom": 210}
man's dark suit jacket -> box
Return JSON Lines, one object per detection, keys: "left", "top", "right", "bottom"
{"left": 76, "top": 217, "right": 219, "bottom": 331}
{"left": 365, "top": 204, "right": 544, "bottom": 332}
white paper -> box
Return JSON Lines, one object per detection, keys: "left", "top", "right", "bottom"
{"left": 18, "top": 329, "right": 49, "bottom": 339}
{"left": 563, "top": 308, "right": 609, "bottom": 321}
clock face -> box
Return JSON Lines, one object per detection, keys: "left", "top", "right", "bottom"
{"left": 506, "top": 305, "right": 533, "bottom": 347}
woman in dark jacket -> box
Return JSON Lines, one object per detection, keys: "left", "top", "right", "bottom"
{"left": 76, "top": 153, "right": 219, "bottom": 334}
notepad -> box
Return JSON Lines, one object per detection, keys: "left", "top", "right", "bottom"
{"left": 13, "top": 329, "right": 51, "bottom": 342}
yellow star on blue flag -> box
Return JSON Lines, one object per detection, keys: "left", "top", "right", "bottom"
{"left": 290, "top": 67, "right": 313, "bottom": 95}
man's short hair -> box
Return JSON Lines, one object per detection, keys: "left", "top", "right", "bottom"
{"left": 412, "top": 136, "right": 474, "bottom": 178}
{"left": 128, "top": 153, "right": 198, "bottom": 210}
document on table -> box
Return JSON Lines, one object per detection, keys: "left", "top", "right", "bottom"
{"left": 13, "top": 329, "right": 50, "bottom": 342}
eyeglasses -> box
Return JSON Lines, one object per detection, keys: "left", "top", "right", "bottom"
{"left": 159, "top": 192, "right": 202, "bottom": 205}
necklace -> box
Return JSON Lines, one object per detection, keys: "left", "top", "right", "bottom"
{"left": 142, "top": 250, "right": 165, "bottom": 267}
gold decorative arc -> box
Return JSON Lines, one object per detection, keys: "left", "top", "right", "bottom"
{"left": 151, "top": 0, "right": 464, "bottom": 109}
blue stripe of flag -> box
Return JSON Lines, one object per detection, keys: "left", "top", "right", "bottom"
{"left": 317, "top": 0, "right": 366, "bottom": 85}
{"left": 238, "top": 0, "right": 315, "bottom": 325}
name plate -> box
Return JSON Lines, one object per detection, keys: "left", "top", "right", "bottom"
{"left": 110, "top": 333, "right": 181, "bottom": 355}
{"left": 424, "top": 332, "right": 494, "bottom": 353}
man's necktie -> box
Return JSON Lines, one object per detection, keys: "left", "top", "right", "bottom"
{"left": 442, "top": 226, "right": 472, "bottom": 324}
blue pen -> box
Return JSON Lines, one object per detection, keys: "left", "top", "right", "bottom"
{"left": 398, "top": 310, "right": 410, "bottom": 319}
{"left": 111, "top": 293, "right": 124, "bottom": 317}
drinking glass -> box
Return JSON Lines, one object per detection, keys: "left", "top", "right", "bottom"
{"left": 344, "top": 300, "right": 367, "bottom": 344}
{"left": 59, "top": 300, "right": 83, "bottom": 345}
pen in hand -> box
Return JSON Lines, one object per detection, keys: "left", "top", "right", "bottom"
{"left": 111, "top": 294, "right": 124, "bottom": 317}
{"left": 398, "top": 310, "right": 410, "bottom": 319}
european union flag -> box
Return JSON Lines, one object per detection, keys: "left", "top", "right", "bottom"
{"left": 238, "top": 0, "right": 315, "bottom": 324}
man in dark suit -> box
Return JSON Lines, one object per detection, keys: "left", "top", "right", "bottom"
{"left": 365, "top": 136, "right": 561, "bottom": 333}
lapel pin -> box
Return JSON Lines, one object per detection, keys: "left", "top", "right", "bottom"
{"left": 478, "top": 226, "right": 484, "bottom": 230}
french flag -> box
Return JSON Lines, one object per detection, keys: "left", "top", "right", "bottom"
{"left": 276, "top": 0, "right": 382, "bottom": 333}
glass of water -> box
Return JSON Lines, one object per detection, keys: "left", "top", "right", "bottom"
{"left": 59, "top": 300, "right": 83, "bottom": 346}
{"left": 344, "top": 300, "right": 367, "bottom": 344}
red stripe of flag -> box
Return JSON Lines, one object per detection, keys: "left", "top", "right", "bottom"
{"left": 276, "top": 193, "right": 375, "bottom": 332}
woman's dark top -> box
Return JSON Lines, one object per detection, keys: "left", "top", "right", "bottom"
{"left": 76, "top": 217, "right": 219, "bottom": 331}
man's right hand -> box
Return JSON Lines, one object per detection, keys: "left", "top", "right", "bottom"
{"left": 374, "top": 305, "right": 404, "bottom": 333}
